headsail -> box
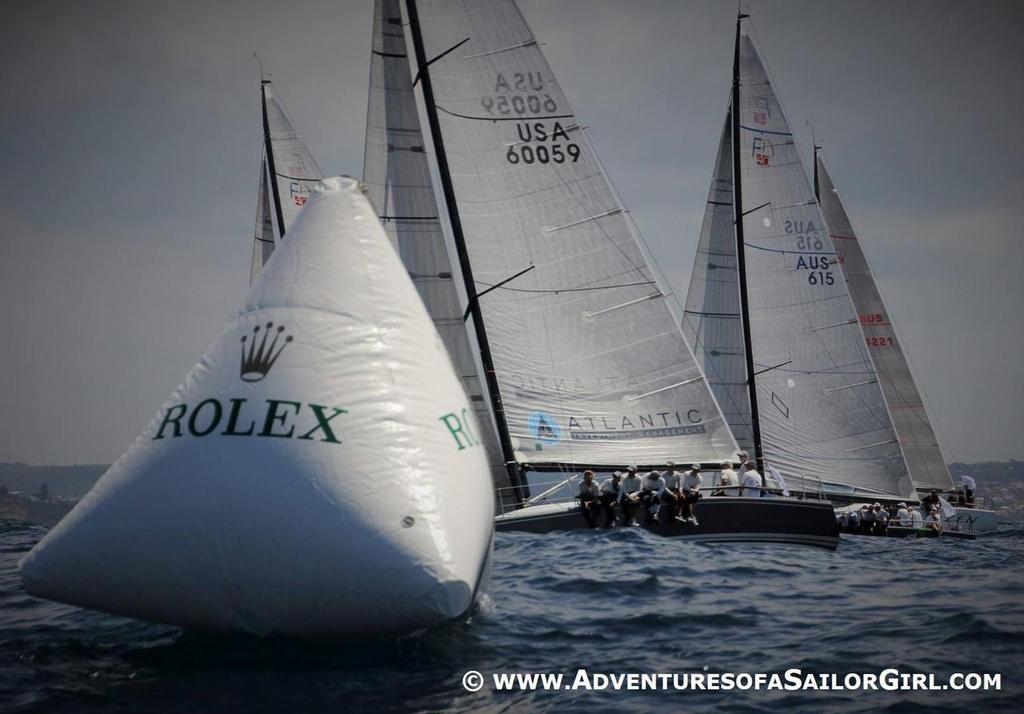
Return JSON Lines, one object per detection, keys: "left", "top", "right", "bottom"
{"left": 250, "top": 80, "right": 324, "bottom": 283}
{"left": 815, "top": 153, "right": 953, "bottom": 491}
{"left": 363, "top": 0, "right": 520, "bottom": 510}
{"left": 405, "top": 0, "right": 739, "bottom": 469}
{"left": 250, "top": 157, "right": 277, "bottom": 285}
{"left": 721, "top": 30, "right": 913, "bottom": 498}
{"left": 683, "top": 113, "right": 754, "bottom": 452}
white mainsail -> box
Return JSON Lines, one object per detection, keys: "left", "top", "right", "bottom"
{"left": 249, "top": 80, "right": 324, "bottom": 284}
{"left": 406, "top": 0, "right": 739, "bottom": 468}
{"left": 21, "top": 177, "right": 493, "bottom": 636}
{"left": 686, "top": 28, "right": 914, "bottom": 499}
{"left": 815, "top": 153, "right": 954, "bottom": 492}
{"left": 363, "top": 0, "right": 519, "bottom": 510}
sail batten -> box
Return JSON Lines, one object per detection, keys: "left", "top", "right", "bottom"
{"left": 815, "top": 153, "right": 954, "bottom": 491}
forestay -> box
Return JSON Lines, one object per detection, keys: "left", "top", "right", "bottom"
{"left": 412, "top": 0, "right": 738, "bottom": 467}
{"left": 683, "top": 113, "right": 754, "bottom": 452}
{"left": 363, "top": 0, "right": 515, "bottom": 511}
{"left": 733, "top": 34, "right": 913, "bottom": 498}
{"left": 21, "top": 177, "right": 493, "bottom": 637}
{"left": 250, "top": 80, "right": 324, "bottom": 282}
{"left": 815, "top": 154, "right": 953, "bottom": 491}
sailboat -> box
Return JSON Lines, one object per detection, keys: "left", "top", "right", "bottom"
{"left": 683, "top": 13, "right": 917, "bottom": 507}
{"left": 360, "top": 0, "right": 838, "bottom": 548}
{"left": 21, "top": 176, "right": 495, "bottom": 637}
{"left": 813, "top": 149, "right": 998, "bottom": 533}
{"left": 250, "top": 78, "right": 324, "bottom": 285}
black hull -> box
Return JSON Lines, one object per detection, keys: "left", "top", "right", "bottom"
{"left": 884, "top": 526, "right": 976, "bottom": 540}
{"left": 495, "top": 497, "right": 839, "bottom": 550}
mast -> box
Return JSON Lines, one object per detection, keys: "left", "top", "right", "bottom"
{"left": 260, "top": 80, "right": 287, "bottom": 239}
{"left": 404, "top": 0, "right": 527, "bottom": 504}
{"left": 730, "top": 12, "right": 765, "bottom": 474}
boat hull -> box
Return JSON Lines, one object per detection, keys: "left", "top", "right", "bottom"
{"left": 495, "top": 497, "right": 839, "bottom": 550}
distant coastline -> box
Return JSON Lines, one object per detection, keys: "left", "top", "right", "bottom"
{"left": 2, "top": 460, "right": 1022, "bottom": 527}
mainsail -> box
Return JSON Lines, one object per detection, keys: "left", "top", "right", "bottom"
{"left": 363, "top": 0, "right": 520, "bottom": 510}
{"left": 250, "top": 79, "right": 324, "bottom": 284}
{"left": 402, "top": 0, "right": 739, "bottom": 469}
{"left": 815, "top": 152, "right": 954, "bottom": 491}
{"left": 686, "top": 20, "right": 914, "bottom": 499}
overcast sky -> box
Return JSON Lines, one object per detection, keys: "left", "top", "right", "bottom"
{"left": 2, "top": 0, "right": 1021, "bottom": 465}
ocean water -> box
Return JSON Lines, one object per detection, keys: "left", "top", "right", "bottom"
{"left": 1, "top": 520, "right": 1022, "bottom": 713}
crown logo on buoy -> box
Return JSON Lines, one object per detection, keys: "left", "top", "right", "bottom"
{"left": 240, "top": 322, "right": 292, "bottom": 382}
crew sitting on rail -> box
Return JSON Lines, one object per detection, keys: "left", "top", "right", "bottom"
{"left": 661, "top": 461, "right": 683, "bottom": 518}
{"left": 846, "top": 507, "right": 861, "bottom": 534}
{"left": 895, "top": 502, "right": 912, "bottom": 527}
{"left": 598, "top": 471, "right": 623, "bottom": 528}
{"left": 860, "top": 505, "right": 874, "bottom": 535}
{"left": 925, "top": 507, "right": 943, "bottom": 533}
{"left": 871, "top": 503, "right": 888, "bottom": 536}
{"left": 714, "top": 461, "right": 738, "bottom": 496}
{"left": 640, "top": 470, "right": 667, "bottom": 524}
{"left": 621, "top": 466, "right": 643, "bottom": 526}
{"left": 679, "top": 463, "right": 702, "bottom": 525}
{"left": 577, "top": 470, "right": 600, "bottom": 528}
{"left": 740, "top": 461, "right": 762, "bottom": 497}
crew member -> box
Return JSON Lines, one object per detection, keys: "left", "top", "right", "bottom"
{"left": 895, "top": 502, "right": 912, "bottom": 527}
{"left": 925, "top": 507, "right": 943, "bottom": 534}
{"left": 661, "top": 462, "right": 682, "bottom": 519}
{"left": 871, "top": 503, "right": 888, "bottom": 536}
{"left": 598, "top": 471, "right": 624, "bottom": 528}
{"left": 909, "top": 506, "right": 924, "bottom": 529}
{"left": 740, "top": 461, "right": 762, "bottom": 498}
{"left": 716, "top": 461, "right": 738, "bottom": 497}
{"left": 680, "top": 463, "right": 703, "bottom": 525}
{"left": 621, "top": 466, "right": 643, "bottom": 526}
{"left": 577, "top": 470, "right": 600, "bottom": 528}
{"left": 640, "top": 470, "right": 667, "bottom": 524}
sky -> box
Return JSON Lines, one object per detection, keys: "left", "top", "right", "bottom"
{"left": 1, "top": 0, "right": 1022, "bottom": 466}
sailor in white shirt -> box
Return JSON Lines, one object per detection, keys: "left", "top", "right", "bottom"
{"left": 598, "top": 471, "right": 624, "bottom": 528}
{"left": 661, "top": 461, "right": 683, "bottom": 519}
{"left": 894, "top": 503, "right": 912, "bottom": 527}
{"left": 620, "top": 466, "right": 643, "bottom": 526}
{"left": 740, "top": 461, "right": 763, "bottom": 498}
{"left": 577, "top": 470, "right": 600, "bottom": 528}
{"left": 909, "top": 507, "right": 924, "bottom": 528}
{"left": 640, "top": 470, "right": 667, "bottom": 524}
{"left": 679, "top": 464, "right": 703, "bottom": 524}
{"left": 925, "top": 507, "right": 943, "bottom": 533}
{"left": 716, "top": 462, "right": 739, "bottom": 497}
{"left": 872, "top": 503, "right": 889, "bottom": 535}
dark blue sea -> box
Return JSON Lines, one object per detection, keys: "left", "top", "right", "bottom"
{"left": 2, "top": 520, "right": 1022, "bottom": 713}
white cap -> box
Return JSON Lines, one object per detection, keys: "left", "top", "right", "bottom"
{"left": 691, "top": 463, "right": 701, "bottom": 470}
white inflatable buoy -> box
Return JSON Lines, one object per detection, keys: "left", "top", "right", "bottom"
{"left": 20, "top": 177, "right": 494, "bottom": 637}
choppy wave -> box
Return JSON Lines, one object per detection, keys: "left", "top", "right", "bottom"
{"left": 2, "top": 519, "right": 1022, "bottom": 712}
